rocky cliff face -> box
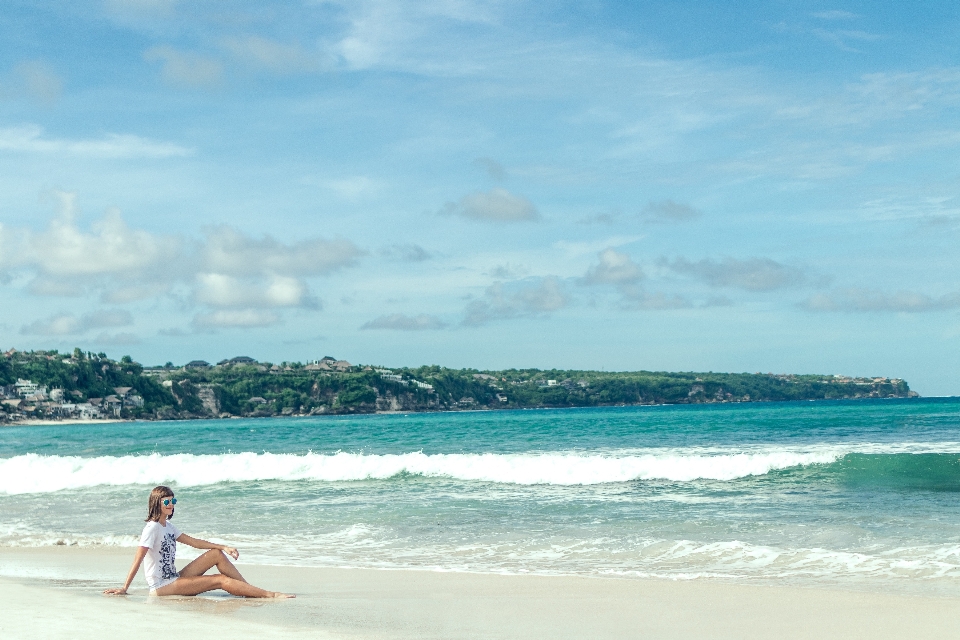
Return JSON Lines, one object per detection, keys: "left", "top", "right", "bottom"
{"left": 197, "top": 384, "right": 219, "bottom": 416}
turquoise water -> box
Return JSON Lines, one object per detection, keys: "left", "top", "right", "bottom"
{"left": 2, "top": 398, "right": 960, "bottom": 593}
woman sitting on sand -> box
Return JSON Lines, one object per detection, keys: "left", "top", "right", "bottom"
{"left": 104, "top": 485, "right": 293, "bottom": 598}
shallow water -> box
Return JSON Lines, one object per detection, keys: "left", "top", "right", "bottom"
{"left": 2, "top": 398, "right": 960, "bottom": 593}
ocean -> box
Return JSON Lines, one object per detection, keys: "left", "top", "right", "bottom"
{"left": 2, "top": 398, "right": 960, "bottom": 594}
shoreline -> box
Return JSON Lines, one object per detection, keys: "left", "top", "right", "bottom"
{"left": 2, "top": 547, "right": 960, "bottom": 639}
{"left": 22, "top": 417, "right": 125, "bottom": 426}
{"left": 1, "top": 395, "right": 943, "bottom": 428}
{"left": 2, "top": 417, "right": 127, "bottom": 427}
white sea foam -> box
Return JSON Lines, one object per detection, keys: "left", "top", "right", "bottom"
{"left": 0, "top": 534, "right": 140, "bottom": 548}
{"left": 3, "top": 442, "right": 960, "bottom": 495}
{"left": 0, "top": 448, "right": 840, "bottom": 494}
{"left": 9, "top": 525, "right": 960, "bottom": 587}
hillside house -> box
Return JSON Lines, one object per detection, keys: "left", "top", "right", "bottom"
{"left": 14, "top": 379, "right": 41, "bottom": 398}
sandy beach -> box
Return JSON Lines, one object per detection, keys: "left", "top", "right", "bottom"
{"left": 2, "top": 547, "right": 960, "bottom": 639}
{"left": 5, "top": 418, "right": 126, "bottom": 428}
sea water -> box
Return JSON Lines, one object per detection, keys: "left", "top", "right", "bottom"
{"left": 2, "top": 398, "right": 960, "bottom": 594}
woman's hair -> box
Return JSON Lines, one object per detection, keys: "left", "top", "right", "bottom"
{"left": 145, "top": 485, "right": 175, "bottom": 522}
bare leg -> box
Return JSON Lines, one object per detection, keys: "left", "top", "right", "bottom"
{"left": 179, "top": 549, "right": 246, "bottom": 582}
{"left": 156, "top": 574, "right": 292, "bottom": 598}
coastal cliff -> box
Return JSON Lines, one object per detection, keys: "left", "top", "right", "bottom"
{"left": 0, "top": 348, "right": 916, "bottom": 422}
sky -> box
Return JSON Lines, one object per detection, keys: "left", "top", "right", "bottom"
{"left": 1, "top": 1, "right": 959, "bottom": 395}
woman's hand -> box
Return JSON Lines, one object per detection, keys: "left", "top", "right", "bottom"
{"left": 222, "top": 546, "right": 239, "bottom": 560}
{"left": 103, "top": 587, "right": 128, "bottom": 595}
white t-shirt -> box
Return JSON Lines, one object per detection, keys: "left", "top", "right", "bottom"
{"left": 139, "top": 520, "right": 181, "bottom": 590}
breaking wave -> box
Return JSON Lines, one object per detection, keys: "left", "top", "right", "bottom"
{"left": 3, "top": 444, "right": 960, "bottom": 494}
{"left": 0, "top": 448, "right": 839, "bottom": 494}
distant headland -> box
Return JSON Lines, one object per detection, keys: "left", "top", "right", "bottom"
{"left": 0, "top": 348, "right": 916, "bottom": 423}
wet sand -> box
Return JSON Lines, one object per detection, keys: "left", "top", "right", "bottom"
{"left": 2, "top": 547, "right": 960, "bottom": 639}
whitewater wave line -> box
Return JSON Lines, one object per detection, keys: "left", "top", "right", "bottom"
{"left": 5, "top": 528, "right": 960, "bottom": 583}
{"left": 0, "top": 450, "right": 848, "bottom": 494}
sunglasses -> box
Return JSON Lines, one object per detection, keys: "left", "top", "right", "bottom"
{"left": 162, "top": 498, "right": 177, "bottom": 506}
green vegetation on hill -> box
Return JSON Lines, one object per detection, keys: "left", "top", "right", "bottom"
{"left": 0, "top": 349, "right": 173, "bottom": 416}
{"left": 0, "top": 348, "right": 915, "bottom": 421}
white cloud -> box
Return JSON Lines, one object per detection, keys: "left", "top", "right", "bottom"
{"left": 812, "top": 28, "right": 881, "bottom": 52}
{"left": 641, "top": 200, "right": 702, "bottom": 223}
{"left": 0, "top": 193, "right": 182, "bottom": 289}
{"left": 380, "top": 244, "right": 432, "bottom": 262}
{"left": 0, "top": 125, "right": 192, "bottom": 158}
{"left": 618, "top": 286, "right": 692, "bottom": 310}
{"left": 441, "top": 188, "right": 539, "bottom": 222}
{"left": 473, "top": 157, "right": 506, "bottom": 181}
{"left": 25, "top": 277, "right": 84, "bottom": 297}
{"left": 105, "top": 0, "right": 178, "bottom": 16}
{"left": 361, "top": 313, "right": 447, "bottom": 331}
{"left": 27, "top": 199, "right": 181, "bottom": 278}
{"left": 82, "top": 309, "right": 135, "bottom": 329}
{"left": 192, "top": 309, "right": 280, "bottom": 329}
{"left": 20, "top": 314, "right": 80, "bottom": 336}
{"left": 144, "top": 45, "right": 224, "bottom": 88}
{"left": 582, "top": 249, "right": 644, "bottom": 285}
{"left": 20, "top": 309, "right": 133, "bottom": 336}
{"left": 314, "top": 175, "right": 381, "bottom": 201}
{"left": 194, "top": 273, "right": 314, "bottom": 308}
{"left": 101, "top": 283, "right": 173, "bottom": 304}
{"left": 34, "top": 212, "right": 170, "bottom": 277}
{"left": 486, "top": 263, "right": 529, "bottom": 279}
{"left": 663, "top": 257, "right": 807, "bottom": 291}
{"left": 92, "top": 332, "right": 141, "bottom": 345}
{"left": 463, "top": 277, "right": 569, "bottom": 326}
{"left": 553, "top": 236, "right": 644, "bottom": 259}
{"left": 812, "top": 10, "right": 859, "bottom": 20}
{"left": 0, "top": 194, "right": 360, "bottom": 315}
{"left": 803, "top": 288, "right": 960, "bottom": 312}
{"left": 577, "top": 212, "right": 618, "bottom": 225}
{"left": 223, "top": 36, "right": 325, "bottom": 74}
{"left": 703, "top": 295, "right": 734, "bottom": 308}
{"left": 0, "top": 223, "right": 14, "bottom": 276}
{"left": 326, "top": 0, "right": 498, "bottom": 71}
{"left": 202, "top": 226, "right": 362, "bottom": 277}
{"left": 330, "top": 0, "right": 416, "bottom": 70}
{"left": 2, "top": 60, "right": 63, "bottom": 104}
{"left": 580, "top": 250, "right": 692, "bottom": 310}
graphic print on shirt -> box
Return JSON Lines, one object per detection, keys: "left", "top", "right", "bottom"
{"left": 159, "top": 532, "right": 179, "bottom": 581}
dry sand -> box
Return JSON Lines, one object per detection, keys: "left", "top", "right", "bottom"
{"left": 2, "top": 547, "right": 960, "bottom": 639}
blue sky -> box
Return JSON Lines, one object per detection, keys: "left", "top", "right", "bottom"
{"left": 1, "top": 1, "right": 959, "bottom": 395}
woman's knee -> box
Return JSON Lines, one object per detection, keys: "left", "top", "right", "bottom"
{"left": 219, "top": 576, "right": 242, "bottom": 590}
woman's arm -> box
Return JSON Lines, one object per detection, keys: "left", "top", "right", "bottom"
{"left": 103, "top": 546, "right": 149, "bottom": 595}
{"left": 176, "top": 533, "right": 239, "bottom": 560}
